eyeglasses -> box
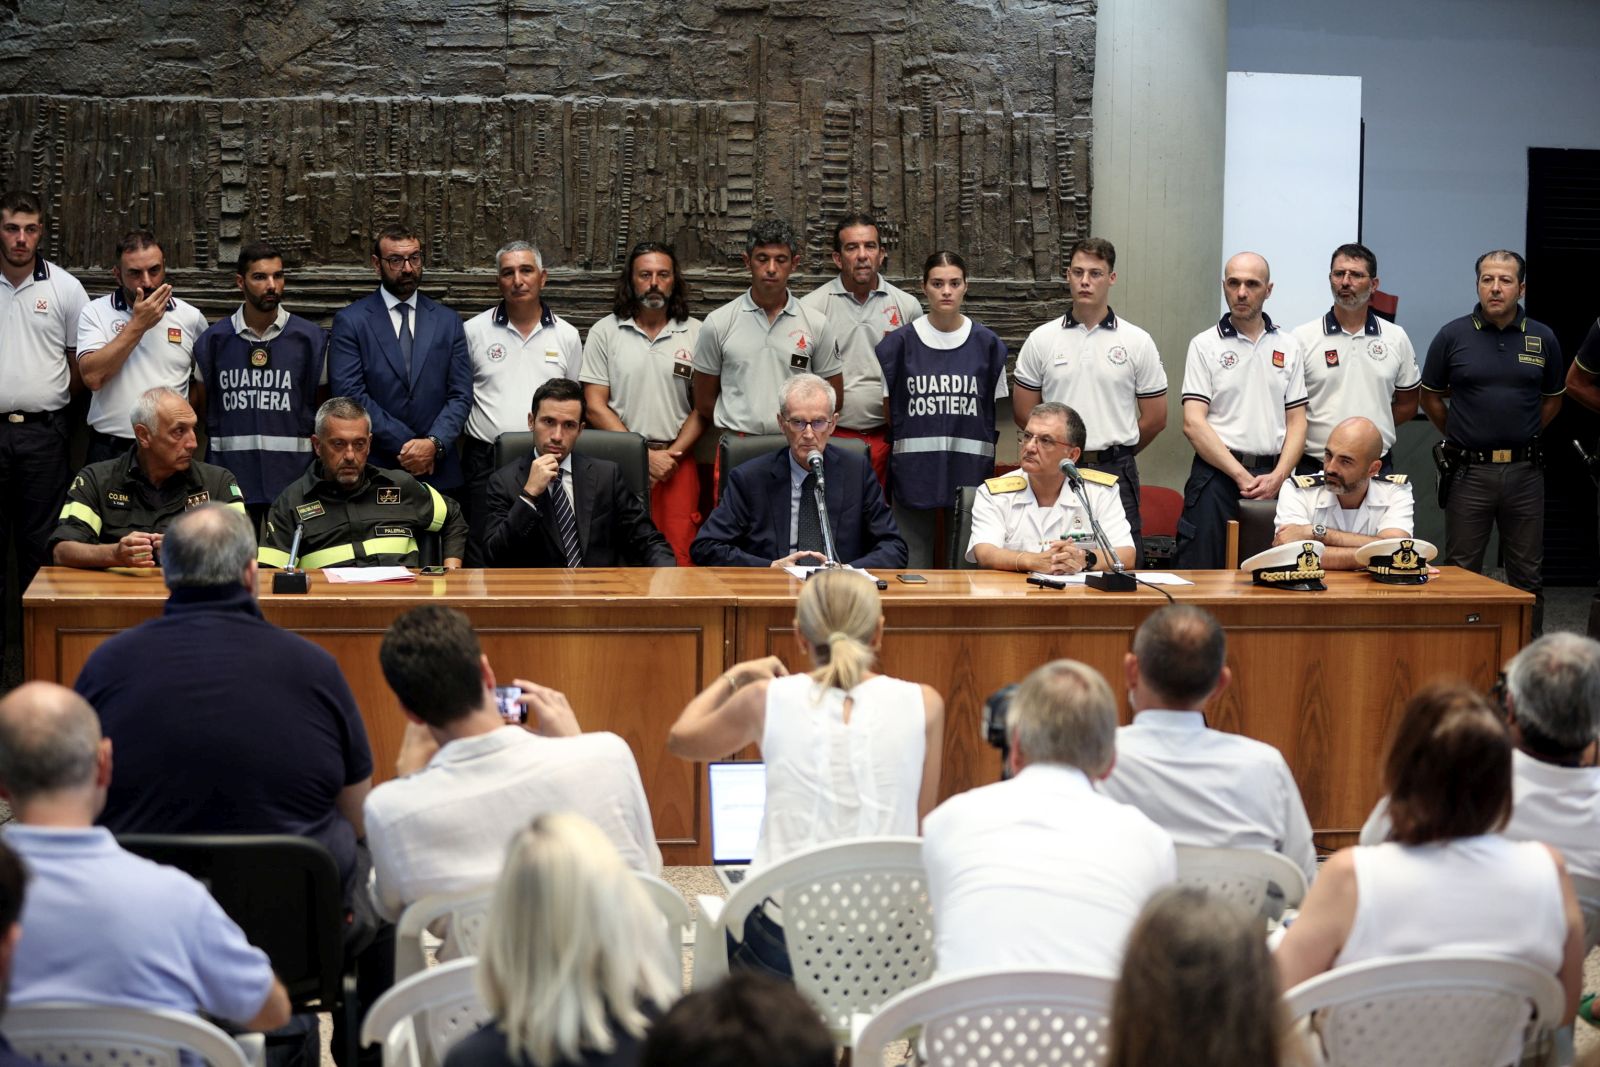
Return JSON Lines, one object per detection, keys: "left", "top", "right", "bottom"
{"left": 1017, "top": 430, "right": 1065, "bottom": 449}
{"left": 381, "top": 253, "right": 423, "bottom": 269}
{"left": 784, "top": 417, "right": 834, "bottom": 434}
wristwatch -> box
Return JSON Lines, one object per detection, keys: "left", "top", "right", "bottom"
{"left": 1313, "top": 523, "right": 1327, "bottom": 540}
{"left": 427, "top": 435, "right": 443, "bottom": 453}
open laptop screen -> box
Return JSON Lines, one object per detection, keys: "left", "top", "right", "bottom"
{"left": 707, "top": 761, "right": 766, "bottom": 865}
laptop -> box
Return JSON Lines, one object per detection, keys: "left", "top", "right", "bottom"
{"left": 708, "top": 760, "right": 767, "bottom": 893}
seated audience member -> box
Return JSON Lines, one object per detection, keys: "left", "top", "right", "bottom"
{"left": 639, "top": 973, "right": 833, "bottom": 1067}
{"left": 1277, "top": 680, "right": 1585, "bottom": 1043}
{"left": 444, "top": 814, "right": 677, "bottom": 1067}
{"left": 689, "top": 374, "right": 906, "bottom": 569}
{"left": 965, "top": 402, "right": 1135, "bottom": 574}
{"left": 480, "top": 377, "right": 675, "bottom": 568}
{"left": 0, "top": 682, "right": 290, "bottom": 1031}
{"left": 1361, "top": 633, "right": 1600, "bottom": 882}
{"left": 259, "top": 396, "right": 468, "bottom": 571}
{"left": 921, "top": 659, "right": 1175, "bottom": 976}
{"left": 367, "top": 606, "right": 660, "bottom": 929}
{"left": 0, "top": 842, "right": 46, "bottom": 1067}
{"left": 1099, "top": 605, "right": 1316, "bottom": 886}
{"left": 1108, "top": 886, "right": 1296, "bottom": 1067}
{"left": 48, "top": 386, "right": 245, "bottom": 569}
{"left": 1273, "top": 415, "right": 1413, "bottom": 569}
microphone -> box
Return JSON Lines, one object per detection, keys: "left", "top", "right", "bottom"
{"left": 1059, "top": 459, "right": 1136, "bottom": 591}
{"left": 1059, "top": 457, "right": 1084, "bottom": 485}
{"left": 272, "top": 523, "right": 310, "bottom": 594}
{"left": 806, "top": 449, "right": 825, "bottom": 476}
{"left": 803, "top": 449, "right": 841, "bottom": 566}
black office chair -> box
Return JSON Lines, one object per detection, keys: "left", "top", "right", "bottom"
{"left": 945, "top": 485, "right": 980, "bottom": 569}
{"left": 118, "top": 834, "right": 359, "bottom": 1067}
{"left": 493, "top": 428, "right": 651, "bottom": 505}
{"left": 1226, "top": 497, "right": 1280, "bottom": 568}
{"left": 716, "top": 434, "right": 870, "bottom": 499}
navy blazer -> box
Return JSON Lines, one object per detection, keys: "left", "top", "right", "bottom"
{"left": 328, "top": 290, "right": 473, "bottom": 489}
{"left": 691, "top": 444, "right": 907, "bottom": 568}
{"left": 481, "top": 451, "right": 676, "bottom": 568}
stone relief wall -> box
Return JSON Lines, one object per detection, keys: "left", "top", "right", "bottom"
{"left": 0, "top": 0, "right": 1095, "bottom": 346}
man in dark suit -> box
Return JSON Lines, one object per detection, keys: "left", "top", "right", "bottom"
{"left": 691, "top": 373, "right": 906, "bottom": 568}
{"left": 329, "top": 223, "right": 472, "bottom": 492}
{"left": 482, "top": 378, "right": 675, "bottom": 567}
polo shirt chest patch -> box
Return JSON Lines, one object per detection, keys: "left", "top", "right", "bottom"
{"left": 1218, "top": 350, "right": 1238, "bottom": 369}
{"left": 1325, "top": 349, "right": 1339, "bottom": 367}
{"left": 1272, "top": 350, "right": 1285, "bottom": 368}
{"left": 486, "top": 343, "right": 506, "bottom": 363}
{"left": 167, "top": 327, "right": 183, "bottom": 344}
{"left": 788, "top": 329, "right": 813, "bottom": 369}
{"left": 1107, "top": 345, "right": 1128, "bottom": 366}
{"left": 33, "top": 297, "right": 49, "bottom": 314}
{"left": 1367, "top": 339, "right": 1387, "bottom": 360}
{"left": 672, "top": 347, "right": 693, "bottom": 379}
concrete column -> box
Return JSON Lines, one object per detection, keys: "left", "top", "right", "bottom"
{"left": 1091, "top": 0, "right": 1228, "bottom": 493}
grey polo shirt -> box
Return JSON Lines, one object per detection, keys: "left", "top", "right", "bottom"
{"left": 691, "top": 290, "right": 839, "bottom": 434}
{"left": 580, "top": 313, "right": 701, "bottom": 443}
{"left": 799, "top": 275, "right": 922, "bottom": 431}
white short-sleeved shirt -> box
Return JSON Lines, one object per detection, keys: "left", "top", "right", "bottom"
{"left": 0, "top": 258, "right": 89, "bottom": 412}
{"left": 77, "top": 290, "right": 207, "bottom": 437}
{"left": 579, "top": 314, "right": 701, "bottom": 443}
{"left": 1013, "top": 308, "right": 1167, "bottom": 450}
{"left": 1180, "top": 314, "right": 1308, "bottom": 456}
{"left": 799, "top": 275, "right": 922, "bottom": 431}
{"left": 922, "top": 763, "right": 1176, "bottom": 976}
{"left": 691, "top": 290, "right": 839, "bottom": 434}
{"left": 465, "top": 302, "right": 583, "bottom": 444}
{"left": 1291, "top": 310, "right": 1420, "bottom": 456}
{"left": 1099, "top": 710, "right": 1317, "bottom": 887}
{"left": 965, "top": 472, "right": 1133, "bottom": 563}
{"left": 1273, "top": 473, "right": 1414, "bottom": 537}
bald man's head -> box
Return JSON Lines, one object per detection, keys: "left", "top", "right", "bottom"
{"left": 1323, "top": 416, "right": 1385, "bottom": 495}
{"left": 1224, "top": 252, "right": 1271, "bottom": 283}
{"left": 1222, "top": 253, "right": 1273, "bottom": 324}
{"left": 0, "top": 682, "right": 103, "bottom": 803}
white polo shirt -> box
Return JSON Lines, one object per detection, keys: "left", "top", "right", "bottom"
{"left": 1013, "top": 308, "right": 1167, "bottom": 451}
{"left": 691, "top": 289, "right": 839, "bottom": 434}
{"left": 0, "top": 257, "right": 89, "bottom": 412}
{"left": 799, "top": 274, "right": 922, "bottom": 431}
{"left": 965, "top": 471, "right": 1133, "bottom": 563}
{"left": 1180, "top": 314, "right": 1308, "bottom": 457}
{"left": 465, "top": 302, "right": 582, "bottom": 444}
{"left": 1273, "top": 473, "right": 1414, "bottom": 537}
{"left": 579, "top": 314, "right": 701, "bottom": 443}
{"left": 77, "top": 290, "right": 207, "bottom": 437}
{"left": 1291, "top": 309, "right": 1421, "bottom": 456}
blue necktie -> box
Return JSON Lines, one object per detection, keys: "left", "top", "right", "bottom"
{"left": 548, "top": 470, "right": 582, "bottom": 568}
{"left": 396, "top": 302, "right": 414, "bottom": 379}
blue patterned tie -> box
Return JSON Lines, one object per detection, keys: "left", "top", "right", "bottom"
{"left": 548, "top": 470, "right": 582, "bottom": 568}
{"left": 396, "top": 302, "right": 414, "bottom": 379}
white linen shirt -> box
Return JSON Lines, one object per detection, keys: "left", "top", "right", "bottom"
{"left": 799, "top": 274, "right": 922, "bottom": 430}
{"left": 465, "top": 302, "right": 583, "bottom": 444}
{"left": 77, "top": 290, "right": 207, "bottom": 437}
{"left": 1290, "top": 310, "right": 1420, "bottom": 455}
{"left": 965, "top": 474, "right": 1132, "bottom": 563}
{"left": 1273, "top": 475, "right": 1414, "bottom": 537}
{"left": 0, "top": 257, "right": 89, "bottom": 412}
{"left": 1180, "top": 314, "right": 1308, "bottom": 456}
{"left": 1099, "top": 710, "right": 1317, "bottom": 886}
{"left": 1013, "top": 309, "right": 1167, "bottom": 451}
{"left": 922, "top": 763, "right": 1176, "bottom": 976}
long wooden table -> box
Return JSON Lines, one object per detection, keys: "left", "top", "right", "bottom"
{"left": 24, "top": 566, "right": 1530, "bottom": 863}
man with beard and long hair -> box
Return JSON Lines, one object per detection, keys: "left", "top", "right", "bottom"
{"left": 580, "top": 242, "right": 706, "bottom": 565}
{"left": 194, "top": 241, "right": 328, "bottom": 527}
{"left": 1272, "top": 415, "right": 1413, "bottom": 569}
{"left": 1289, "top": 242, "right": 1420, "bottom": 476}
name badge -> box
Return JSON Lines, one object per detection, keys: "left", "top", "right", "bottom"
{"left": 790, "top": 352, "right": 810, "bottom": 369}
{"left": 376, "top": 486, "right": 402, "bottom": 504}
{"left": 295, "top": 501, "right": 326, "bottom": 521}
{"left": 672, "top": 361, "right": 692, "bottom": 380}
{"left": 375, "top": 525, "right": 413, "bottom": 540}
{"left": 106, "top": 490, "right": 130, "bottom": 509}
{"left": 544, "top": 348, "right": 562, "bottom": 363}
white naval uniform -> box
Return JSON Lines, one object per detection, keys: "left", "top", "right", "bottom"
{"left": 1290, "top": 309, "right": 1420, "bottom": 456}
{"left": 965, "top": 470, "right": 1133, "bottom": 563}
{"left": 1273, "top": 473, "right": 1414, "bottom": 537}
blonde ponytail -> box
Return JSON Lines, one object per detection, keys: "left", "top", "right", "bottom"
{"left": 796, "top": 570, "right": 881, "bottom": 692}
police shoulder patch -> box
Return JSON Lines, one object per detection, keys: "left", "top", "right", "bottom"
{"left": 984, "top": 474, "right": 1027, "bottom": 494}
{"left": 1079, "top": 468, "right": 1118, "bottom": 487}
{"left": 1293, "top": 473, "right": 1325, "bottom": 489}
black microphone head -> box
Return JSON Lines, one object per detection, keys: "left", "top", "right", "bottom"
{"left": 1059, "top": 457, "right": 1082, "bottom": 481}
{"left": 806, "top": 449, "right": 825, "bottom": 471}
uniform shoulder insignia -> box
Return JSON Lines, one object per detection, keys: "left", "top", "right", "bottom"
{"left": 1380, "top": 473, "right": 1409, "bottom": 484}
{"left": 984, "top": 474, "right": 1027, "bottom": 494}
{"left": 1079, "top": 467, "right": 1118, "bottom": 487}
{"left": 1293, "top": 473, "right": 1325, "bottom": 489}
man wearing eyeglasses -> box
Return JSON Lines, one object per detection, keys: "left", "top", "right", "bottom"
{"left": 1288, "top": 244, "right": 1420, "bottom": 476}
{"left": 965, "top": 402, "right": 1134, "bottom": 574}
{"left": 690, "top": 374, "right": 905, "bottom": 568}
{"left": 329, "top": 223, "right": 472, "bottom": 494}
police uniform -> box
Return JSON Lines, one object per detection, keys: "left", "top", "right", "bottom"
{"left": 76, "top": 289, "right": 208, "bottom": 462}
{"left": 1273, "top": 472, "right": 1414, "bottom": 537}
{"left": 194, "top": 306, "right": 326, "bottom": 509}
{"left": 964, "top": 469, "right": 1133, "bottom": 565}
{"left": 691, "top": 290, "right": 839, "bottom": 434}
{"left": 47, "top": 451, "right": 245, "bottom": 556}
{"left": 259, "top": 462, "right": 468, "bottom": 570}
{"left": 1289, "top": 309, "right": 1420, "bottom": 472}
{"left": 1014, "top": 307, "right": 1166, "bottom": 554}
{"left": 0, "top": 256, "right": 89, "bottom": 619}
{"left": 580, "top": 313, "right": 703, "bottom": 566}
{"left": 1175, "top": 314, "right": 1308, "bottom": 569}
{"left": 1422, "top": 303, "right": 1563, "bottom": 630}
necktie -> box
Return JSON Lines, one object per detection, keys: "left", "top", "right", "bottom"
{"left": 548, "top": 470, "right": 583, "bottom": 568}
{"left": 396, "top": 302, "right": 414, "bottom": 379}
{"left": 796, "top": 471, "right": 826, "bottom": 554}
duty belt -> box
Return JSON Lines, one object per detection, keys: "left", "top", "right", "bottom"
{"left": 1450, "top": 443, "right": 1537, "bottom": 465}
{"left": 1079, "top": 444, "right": 1132, "bottom": 464}
{"left": 2, "top": 410, "right": 54, "bottom": 424}
{"left": 1229, "top": 449, "right": 1279, "bottom": 469}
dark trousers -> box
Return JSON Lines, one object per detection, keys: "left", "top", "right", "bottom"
{"left": 1175, "top": 454, "right": 1275, "bottom": 570}
{"left": 86, "top": 428, "right": 132, "bottom": 465}
{"left": 1080, "top": 447, "right": 1143, "bottom": 566}
{"left": 0, "top": 412, "right": 72, "bottom": 652}
{"left": 1444, "top": 460, "right": 1544, "bottom": 635}
{"left": 461, "top": 437, "right": 498, "bottom": 567}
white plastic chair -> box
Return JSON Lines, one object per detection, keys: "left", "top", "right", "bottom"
{"left": 852, "top": 968, "right": 1118, "bottom": 1067}
{"left": 6, "top": 1003, "right": 254, "bottom": 1067}
{"left": 1567, "top": 872, "right": 1600, "bottom": 952}
{"left": 360, "top": 957, "right": 488, "bottom": 1067}
{"left": 394, "top": 884, "right": 496, "bottom": 981}
{"left": 1173, "top": 843, "right": 1309, "bottom": 917}
{"left": 635, "top": 871, "right": 693, "bottom": 954}
{"left": 1282, "top": 953, "right": 1567, "bottom": 1067}
{"left": 693, "top": 836, "right": 934, "bottom": 1044}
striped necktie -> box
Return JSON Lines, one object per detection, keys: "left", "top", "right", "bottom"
{"left": 548, "top": 469, "right": 582, "bottom": 568}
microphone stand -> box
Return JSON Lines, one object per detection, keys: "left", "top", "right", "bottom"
{"left": 1061, "top": 461, "right": 1137, "bottom": 592}
{"left": 272, "top": 523, "right": 310, "bottom": 593}
{"left": 807, "top": 451, "right": 842, "bottom": 567}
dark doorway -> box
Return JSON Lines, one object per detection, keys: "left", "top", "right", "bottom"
{"left": 1527, "top": 147, "right": 1600, "bottom": 586}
